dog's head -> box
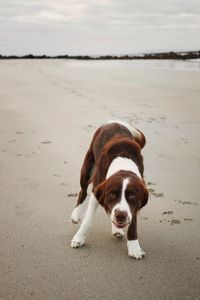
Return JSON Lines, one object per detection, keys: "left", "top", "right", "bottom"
{"left": 94, "top": 171, "right": 148, "bottom": 228}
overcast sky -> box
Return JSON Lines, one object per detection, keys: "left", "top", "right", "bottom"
{"left": 1, "top": 0, "right": 200, "bottom": 55}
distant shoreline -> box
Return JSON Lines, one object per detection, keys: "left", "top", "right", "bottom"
{"left": 0, "top": 50, "right": 200, "bottom": 60}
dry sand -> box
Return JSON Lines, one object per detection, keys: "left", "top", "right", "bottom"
{"left": 0, "top": 59, "right": 199, "bottom": 300}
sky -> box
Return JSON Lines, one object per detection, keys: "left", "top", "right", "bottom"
{"left": 0, "top": 0, "right": 200, "bottom": 55}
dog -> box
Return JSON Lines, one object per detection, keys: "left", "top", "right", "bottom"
{"left": 70, "top": 121, "right": 149, "bottom": 259}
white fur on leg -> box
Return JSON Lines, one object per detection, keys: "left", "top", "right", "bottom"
{"left": 71, "top": 193, "right": 98, "bottom": 248}
{"left": 127, "top": 240, "right": 145, "bottom": 259}
{"left": 71, "top": 203, "right": 85, "bottom": 224}
{"left": 112, "top": 223, "right": 125, "bottom": 239}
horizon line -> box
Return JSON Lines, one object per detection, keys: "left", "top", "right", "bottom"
{"left": 0, "top": 50, "right": 200, "bottom": 60}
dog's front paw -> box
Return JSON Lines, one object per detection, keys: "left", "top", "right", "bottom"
{"left": 113, "top": 231, "right": 125, "bottom": 239}
{"left": 71, "top": 205, "right": 84, "bottom": 224}
{"left": 112, "top": 224, "right": 125, "bottom": 239}
{"left": 71, "top": 234, "right": 85, "bottom": 248}
{"left": 127, "top": 240, "right": 145, "bottom": 260}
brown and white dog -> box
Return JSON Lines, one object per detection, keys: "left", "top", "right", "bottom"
{"left": 71, "top": 121, "right": 149, "bottom": 259}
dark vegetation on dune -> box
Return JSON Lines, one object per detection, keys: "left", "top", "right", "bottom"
{"left": 0, "top": 50, "right": 200, "bottom": 60}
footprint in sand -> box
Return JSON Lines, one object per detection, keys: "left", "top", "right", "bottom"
{"left": 41, "top": 140, "right": 51, "bottom": 144}
{"left": 162, "top": 211, "right": 174, "bottom": 215}
{"left": 68, "top": 193, "right": 78, "bottom": 197}
{"left": 148, "top": 187, "right": 164, "bottom": 198}
{"left": 170, "top": 219, "right": 181, "bottom": 225}
{"left": 174, "top": 200, "right": 198, "bottom": 206}
{"left": 147, "top": 181, "right": 156, "bottom": 186}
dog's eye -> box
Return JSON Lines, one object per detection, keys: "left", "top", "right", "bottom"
{"left": 108, "top": 192, "right": 117, "bottom": 200}
{"left": 127, "top": 193, "right": 135, "bottom": 200}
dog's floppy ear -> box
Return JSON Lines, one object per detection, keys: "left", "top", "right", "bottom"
{"left": 94, "top": 181, "right": 106, "bottom": 206}
{"left": 141, "top": 187, "right": 149, "bottom": 208}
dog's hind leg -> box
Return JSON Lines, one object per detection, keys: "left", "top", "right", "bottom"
{"left": 71, "top": 146, "right": 95, "bottom": 224}
{"left": 71, "top": 193, "right": 98, "bottom": 248}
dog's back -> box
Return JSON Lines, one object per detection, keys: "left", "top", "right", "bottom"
{"left": 92, "top": 121, "right": 146, "bottom": 162}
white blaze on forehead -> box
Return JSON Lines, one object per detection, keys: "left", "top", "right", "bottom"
{"left": 106, "top": 157, "right": 141, "bottom": 179}
{"left": 122, "top": 178, "right": 129, "bottom": 200}
{"left": 111, "top": 177, "right": 132, "bottom": 223}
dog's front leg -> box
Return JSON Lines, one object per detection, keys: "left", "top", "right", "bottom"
{"left": 71, "top": 193, "right": 98, "bottom": 248}
{"left": 127, "top": 215, "right": 145, "bottom": 259}
{"left": 112, "top": 223, "right": 125, "bottom": 239}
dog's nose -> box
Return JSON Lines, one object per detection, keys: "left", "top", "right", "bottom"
{"left": 115, "top": 209, "right": 128, "bottom": 224}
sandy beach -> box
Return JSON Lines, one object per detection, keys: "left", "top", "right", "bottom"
{"left": 0, "top": 59, "right": 200, "bottom": 299}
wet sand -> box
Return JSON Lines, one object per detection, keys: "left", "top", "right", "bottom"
{"left": 0, "top": 59, "right": 200, "bottom": 299}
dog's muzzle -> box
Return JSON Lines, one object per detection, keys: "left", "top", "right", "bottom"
{"left": 112, "top": 209, "right": 130, "bottom": 228}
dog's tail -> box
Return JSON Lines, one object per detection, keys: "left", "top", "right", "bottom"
{"left": 129, "top": 124, "right": 146, "bottom": 149}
